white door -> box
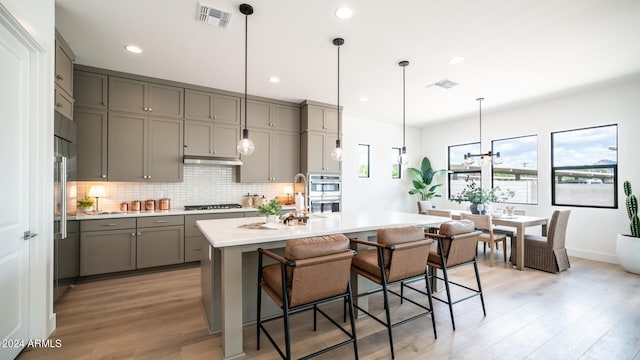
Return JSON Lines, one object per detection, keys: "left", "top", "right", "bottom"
{"left": 0, "top": 16, "right": 32, "bottom": 360}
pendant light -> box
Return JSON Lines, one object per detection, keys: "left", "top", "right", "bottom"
{"left": 237, "top": 3, "right": 255, "bottom": 156}
{"left": 330, "top": 37, "right": 344, "bottom": 162}
{"left": 462, "top": 97, "right": 503, "bottom": 166}
{"left": 398, "top": 60, "right": 409, "bottom": 165}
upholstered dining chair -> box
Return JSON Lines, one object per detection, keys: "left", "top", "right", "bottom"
{"left": 424, "top": 209, "right": 453, "bottom": 218}
{"left": 461, "top": 213, "right": 508, "bottom": 267}
{"left": 425, "top": 220, "right": 485, "bottom": 330}
{"left": 349, "top": 226, "right": 437, "bottom": 359}
{"left": 522, "top": 209, "right": 571, "bottom": 273}
{"left": 257, "top": 234, "right": 358, "bottom": 360}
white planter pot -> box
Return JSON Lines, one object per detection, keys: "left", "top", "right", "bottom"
{"left": 616, "top": 234, "right": 640, "bottom": 274}
{"left": 265, "top": 214, "right": 278, "bottom": 223}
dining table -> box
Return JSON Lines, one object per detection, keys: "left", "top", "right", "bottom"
{"left": 449, "top": 210, "right": 548, "bottom": 270}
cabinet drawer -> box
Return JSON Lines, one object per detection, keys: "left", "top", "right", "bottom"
{"left": 137, "top": 215, "right": 184, "bottom": 228}
{"left": 80, "top": 218, "right": 136, "bottom": 232}
{"left": 185, "top": 235, "right": 205, "bottom": 262}
{"left": 185, "top": 213, "right": 243, "bottom": 237}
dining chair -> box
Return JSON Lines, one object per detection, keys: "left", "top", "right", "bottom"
{"left": 522, "top": 210, "right": 571, "bottom": 273}
{"left": 425, "top": 220, "right": 485, "bottom": 330}
{"left": 349, "top": 226, "right": 437, "bottom": 359}
{"left": 257, "top": 234, "right": 358, "bottom": 360}
{"left": 493, "top": 209, "right": 525, "bottom": 262}
{"left": 461, "top": 213, "right": 508, "bottom": 267}
{"left": 424, "top": 209, "right": 452, "bottom": 218}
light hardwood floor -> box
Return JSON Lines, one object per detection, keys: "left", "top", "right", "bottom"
{"left": 17, "top": 253, "right": 640, "bottom": 360}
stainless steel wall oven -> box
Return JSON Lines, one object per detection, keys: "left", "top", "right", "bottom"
{"left": 308, "top": 174, "right": 341, "bottom": 213}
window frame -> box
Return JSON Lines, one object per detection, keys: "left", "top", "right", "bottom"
{"left": 491, "top": 134, "right": 539, "bottom": 205}
{"left": 358, "top": 144, "right": 370, "bottom": 178}
{"left": 550, "top": 124, "right": 618, "bottom": 209}
{"left": 448, "top": 142, "right": 482, "bottom": 199}
{"left": 391, "top": 147, "right": 402, "bottom": 179}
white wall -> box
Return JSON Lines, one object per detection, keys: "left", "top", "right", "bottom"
{"left": 341, "top": 115, "right": 422, "bottom": 214}
{"left": 420, "top": 78, "right": 640, "bottom": 263}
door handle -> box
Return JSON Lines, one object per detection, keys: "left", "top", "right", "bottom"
{"left": 24, "top": 231, "right": 38, "bottom": 241}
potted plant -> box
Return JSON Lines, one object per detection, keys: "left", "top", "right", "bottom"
{"left": 616, "top": 180, "right": 640, "bottom": 274}
{"left": 77, "top": 197, "right": 94, "bottom": 213}
{"left": 256, "top": 199, "right": 283, "bottom": 223}
{"left": 451, "top": 176, "right": 514, "bottom": 214}
{"left": 408, "top": 156, "right": 449, "bottom": 212}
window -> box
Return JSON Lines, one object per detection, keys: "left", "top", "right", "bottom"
{"left": 448, "top": 142, "right": 481, "bottom": 198}
{"left": 551, "top": 124, "right": 618, "bottom": 208}
{"left": 391, "top": 147, "right": 401, "bottom": 179}
{"left": 491, "top": 135, "right": 538, "bottom": 204}
{"left": 358, "top": 144, "right": 370, "bottom": 178}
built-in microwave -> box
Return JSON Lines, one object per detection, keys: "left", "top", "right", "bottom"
{"left": 309, "top": 199, "right": 340, "bottom": 214}
{"left": 308, "top": 174, "right": 341, "bottom": 198}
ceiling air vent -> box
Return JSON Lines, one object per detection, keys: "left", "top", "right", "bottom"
{"left": 198, "top": 3, "right": 232, "bottom": 28}
{"left": 427, "top": 79, "right": 459, "bottom": 89}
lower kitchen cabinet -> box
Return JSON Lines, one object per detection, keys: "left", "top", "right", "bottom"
{"left": 136, "top": 225, "right": 184, "bottom": 268}
{"left": 80, "top": 228, "right": 136, "bottom": 276}
{"left": 184, "top": 212, "right": 242, "bottom": 262}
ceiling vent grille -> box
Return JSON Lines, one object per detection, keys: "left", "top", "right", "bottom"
{"left": 427, "top": 79, "right": 459, "bottom": 89}
{"left": 198, "top": 3, "right": 232, "bottom": 28}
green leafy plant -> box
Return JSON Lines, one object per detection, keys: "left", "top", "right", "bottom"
{"left": 451, "top": 176, "right": 514, "bottom": 204}
{"left": 407, "top": 156, "right": 449, "bottom": 201}
{"left": 77, "top": 197, "right": 94, "bottom": 208}
{"left": 624, "top": 180, "right": 639, "bottom": 238}
{"left": 256, "top": 199, "right": 283, "bottom": 216}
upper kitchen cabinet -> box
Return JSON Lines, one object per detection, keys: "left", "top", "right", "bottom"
{"left": 74, "top": 71, "right": 108, "bottom": 109}
{"left": 184, "top": 120, "right": 240, "bottom": 158}
{"left": 55, "top": 30, "right": 74, "bottom": 98}
{"left": 109, "top": 77, "right": 184, "bottom": 118}
{"left": 108, "top": 112, "right": 183, "bottom": 182}
{"left": 300, "top": 100, "right": 342, "bottom": 174}
{"left": 301, "top": 101, "right": 340, "bottom": 134}
{"left": 238, "top": 128, "right": 299, "bottom": 183}
{"left": 184, "top": 89, "right": 240, "bottom": 124}
{"left": 75, "top": 109, "right": 108, "bottom": 181}
{"left": 247, "top": 100, "right": 300, "bottom": 132}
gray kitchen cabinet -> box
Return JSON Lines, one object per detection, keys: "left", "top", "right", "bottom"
{"left": 301, "top": 102, "right": 339, "bottom": 134}
{"left": 80, "top": 218, "right": 137, "bottom": 276}
{"left": 239, "top": 128, "right": 299, "bottom": 183}
{"left": 54, "top": 87, "right": 74, "bottom": 120}
{"left": 247, "top": 100, "right": 300, "bottom": 132}
{"left": 55, "top": 30, "right": 74, "bottom": 98}
{"left": 75, "top": 109, "right": 108, "bottom": 180}
{"left": 184, "top": 89, "right": 240, "bottom": 124}
{"left": 184, "top": 213, "right": 242, "bottom": 262}
{"left": 301, "top": 132, "right": 340, "bottom": 174}
{"left": 137, "top": 215, "right": 184, "bottom": 268}
{"left": 109, "top": 76, "right": 184, "bottom": 118}
{"left": 73, "top": 71, "right": 108, "bottom": 109}
{"left": 184, "top": 120, "right": 240, "bottom": 158}
{"left": 108, "top": 112, "right": 183, "bottom": 182}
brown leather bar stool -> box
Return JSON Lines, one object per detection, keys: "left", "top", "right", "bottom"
{"left": 257, "top": 234, "right": 358, "bottom": 360}
{"left": 349, "top": 226, "right": 437, "bottom": 359}
{"left": 425, "top": 220, "right": 485, "bottom": 330}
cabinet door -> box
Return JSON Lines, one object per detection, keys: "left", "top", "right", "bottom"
{"left": 239, "top": 128, "right": 270, "bottom": 182}
{"left": 304, "top": 105, "right": 325, "bottom": 132}
{"left": 271, "top": 131, "right": 299, "bottom": 182}
{"left": 76, "top": 109, "right": 108, "bottom": 180}
{"left": 108, "top": 112, "right": 146, "bottom": 181}
{"left": 272, "top": 104, "right": 300, "bottom": 132}
{"left": 302, "top": 132, "right": 325, "bottom": 173}
{"left": 185, "top": 89, "right": 213, "bottom": 120}
{"left": 185, "top": 236, "right": 204, "bottom": 262}
{"left": 213, "top": 123, "right": 240, "bottom": 158}
{"left": 109, "top": 77, "right": 146, "bottom": 114}
{"left": 137, "top": 226, "right": 184, "bottom": 268}
{"left": 213, "top": 94, "right": 240, "bottom": 124}
{"left": 80, "top": 229, "right": 136, "bottom": 276}
{"left": 324, "top": 108, "right": 339, "bottom": 134}
{"left": 324, "top": 134, "right": 341, "bottom": 173}
{"left": 54, "top": 39, "right": 73, "bottom": 95}
{"left": 148, "top": 83, "right": 184, "bottom": 118}
{"left": 74, "top": 71, "right": 108, "bottom": 109}
{"left": 148, "top": 117, "right": 183, "bottom": 182}
{"left": 246, "top": 100, "right": 271, "bottom": 129}
{"left": 54, "top": 87, "right": 74, "bottom": 120}
{"left": 184, "top": 119, "right": 214, "bottom": 156}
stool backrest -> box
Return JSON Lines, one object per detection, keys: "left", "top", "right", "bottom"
{"left": 377, "top": 226, "right": 432, "bottom": 282}
{"left": 438, "top": 220, "right": 482, "bottom": 267}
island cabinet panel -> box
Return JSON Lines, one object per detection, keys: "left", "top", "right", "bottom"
{"left": 109, "top": 76, "right": 183, "bottom": 118}
{"left": 80, "top": 228, "right": 136, "bottom": 276}
{"left": 75, "top": 109, "right": 108, "bottom": 181}
{"left": 74, "top": 70, "right": 108, "bottom": 109}
{"left": 136, "top": 225, "right": 184, "bottom": 269}
{"left": 185, "top": 213, "right": 245, "bottom": 262}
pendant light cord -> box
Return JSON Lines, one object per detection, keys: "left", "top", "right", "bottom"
{"left": 477, "top": 97, "right": 483, "bottom": 150}
{"left": 337, "top": 44, "right": 340, "bottom": 142}
{"left": 402, "top": 65, "right": 406, "bottom": 147}
{"left": 244, "top": 14, "right": 248, "bottom": 132}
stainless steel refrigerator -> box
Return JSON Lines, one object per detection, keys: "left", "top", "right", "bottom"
{"left": 54, "top": 112, "right": 78, "bottom": 302}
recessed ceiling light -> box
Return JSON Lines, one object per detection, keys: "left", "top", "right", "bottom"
{"left": 335, "top": 7, "right": 353, "bottom": 19}
{"left": 125, "top": 45, "right": 142, "bottom": 54}
{"left": 268, "top": 76, "right": 280, "bottom": 83}
{"left": 449, "top": 56, "right": 464, "bottom": 64}
{"left": 359, "top": 96, "right": 368, "bottom": 102}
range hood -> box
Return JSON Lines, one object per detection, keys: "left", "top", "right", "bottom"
{"left": 183, "top": 155, "right": 243, "bottom": 166}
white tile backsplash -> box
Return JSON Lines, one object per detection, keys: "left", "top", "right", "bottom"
{"left": 76, "top": 165, "right": 293, "bottom": 211}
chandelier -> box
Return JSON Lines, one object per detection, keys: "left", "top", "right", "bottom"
{"left": 462, "top": 97, "right": 503, "bottom": 166}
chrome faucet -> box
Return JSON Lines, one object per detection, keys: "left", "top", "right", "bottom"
{"left": 293, "top": 173, "right": 307, "bottom": 210}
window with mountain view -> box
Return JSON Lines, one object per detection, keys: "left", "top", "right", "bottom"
{"left": 491, "top": 135, "right": 538, "bottom": 204}
{"left": 448, "top": 142, "right": 481, "bottom": 199}
{"left": 551, "top": 124, "right": 618, "bottom": 208}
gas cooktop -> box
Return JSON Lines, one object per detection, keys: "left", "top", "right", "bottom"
{"left": 184, "top": 204, "right": 243, "bottom": 211}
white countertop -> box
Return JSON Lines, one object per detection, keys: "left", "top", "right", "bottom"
{"left": 196, "top": 211, "right": 447, "bottom": 248}
{"left": 72, "top": 206, "right": 295, "bottom": 220}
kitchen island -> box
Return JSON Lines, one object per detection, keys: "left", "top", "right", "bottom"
{"left": 196, "top": 211, "right": 447, "bottom": 359}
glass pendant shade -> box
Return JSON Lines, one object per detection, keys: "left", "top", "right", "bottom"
{"left": 331, "top": 139, "right": 343, "bottom": 161}
{"left": 237, "top": 138, "right": 255, "bottom": 156}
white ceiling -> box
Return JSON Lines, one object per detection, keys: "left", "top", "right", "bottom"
{"left": 55, "top": 0, "right": 640, "bottom": 126}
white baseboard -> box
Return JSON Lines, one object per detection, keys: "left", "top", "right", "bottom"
{"left": 566, "top": 247, "right": 618, "bottom": 264}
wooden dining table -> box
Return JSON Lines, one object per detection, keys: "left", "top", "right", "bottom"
{"left": 449, "top": 211, "right": 548, "bottom": 270}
